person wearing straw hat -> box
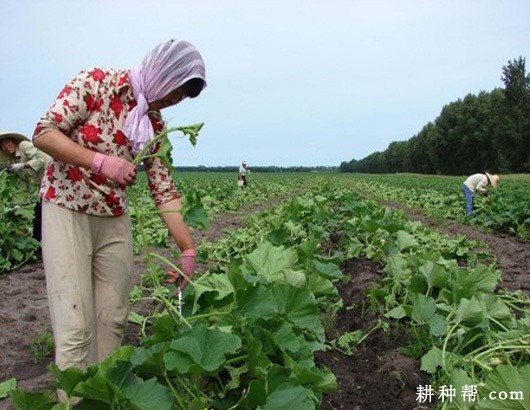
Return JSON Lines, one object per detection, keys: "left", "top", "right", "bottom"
{"left": 31, "top": 39, "right": 207, "bottom": 400}
{"left": 462, "top": 171, "right": 500, "bottom": 216}
{"left": 0, "top": 131, "right": 50, "bottom": 241}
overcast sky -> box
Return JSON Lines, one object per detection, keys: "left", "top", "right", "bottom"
{"left": 1, "top": 1, "right": 529, "bottom": 167}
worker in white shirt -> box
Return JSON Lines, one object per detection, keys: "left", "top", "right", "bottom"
{"left": 238, "top": 161, "right": 250, "bottom": 188}
{"left": 462, "top": 172, "right": 499, "bottom": 216}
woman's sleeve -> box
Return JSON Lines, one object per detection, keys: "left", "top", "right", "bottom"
{"left": 145, "top": 156, "right": 181, "bottom": 206}
{"left": 33, "top": 69, "right": 97, "bottom": 141}
{"left": 144, "top": 111, "right": 180, "bottom": 205}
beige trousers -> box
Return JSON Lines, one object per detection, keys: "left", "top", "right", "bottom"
{"left": 42, "top": 201, "right": 133, "bottom": 371}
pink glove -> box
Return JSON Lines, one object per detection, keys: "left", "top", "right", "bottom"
{"left": 90, "top": 153, "right": 136, "bottom": 185}
{"left": 166, "top": 249, "right": 196, "bottom": 290}
{"left": 179, "top": 249, "right": 196, "bottom": 288}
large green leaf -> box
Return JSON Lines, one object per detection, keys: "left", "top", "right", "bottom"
{"left": 411, "top": 294, "right": 437, "bottom": 324}
{"left": 427, "top": 314, "right": 447, "bottom": 337}
{"left": 307, "top": 273, "right": 337, "bottom": 298}
{"left": 0, "top": 378, "right": 16, "bottom": 399}
{"left": 419, "top": 259, "right": 450, "bottom": 290}
{"left": 283, "top": 268, "right": 307, "bottom": 288}
{"left": 234, "top": 380, "right": 267, "bottom": 409}
{"left": 73, "top": 346, "right": 136, "bottom": 402}
{"left": 383, "top": 255, "right": 411, "bottom": 281}
{"left": 311, "top": 260, "right": 343, "bottom": 280}
{"left": 243, "top": 242, "right": 298, "bottom": 283}
{"left": 477, "top": 365, "right": 530, "bottom": 409}
{"left": 420, "top": 346, "right": 444, "bottom": 375}
{"left": 420, "top": 346, "right": 460, "bottom": 375}
{"left": 396, "top": 230, "right": 419, "bottom": 250}
{"left": 259, "top": 383, "right": 317, "bottom": 410}
{"left": 243, "top": 330, "right": 273, "bottom": 379}
{"left": 477, "top": 293, "right": 512, "bottom": 322}
{"left": 235, "top": 285, "right": 277, "bottom": 320}
{"left": 191, "top": 273, "right": 235, "bottom": 313}
{"left": 272, "top": 284, "right": 324, "bottom": 341}
{"left": 452, "top": 265, "right": 498, "bottom": 301}
{"left": 184, "top": 203, "right": 210, "bottom": 230}
{"left": 385, "top": 305, "right": 407, "bottom": 320}
{"left": 8, "top": 390, "right": 56, "bottom": 410}
{"left": 270, "top": 322, "right": 301, "bottom": 353}
{"left": 49, "top": 366, "right": 86, "bottom": 398}
{"left": 455, "top": 296, "right": 486, "bottom": 327}
{"left": 165, "top": 325, "right": 242, "bottom": 373}
{"left": 446, "top": 368, "right": 475, "bottom": 410}
{"left": 105, "top": 361, "right": 173, "bottom": 410}
{"left": 284, "top": 352, "right": 337, "bottom": 392}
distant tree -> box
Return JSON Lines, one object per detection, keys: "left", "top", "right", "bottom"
{"left": 340, "top": 57, "right": 530, "bottom": 174}
{"left": 339, "top": 160, "right": 354, "bottom": 172}
{"left": 501, "top": 56, "right": 530, "bottom": 171}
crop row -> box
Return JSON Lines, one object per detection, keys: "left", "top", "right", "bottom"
{"left": 341, "top": 173, "right": 530, "bottom": 241}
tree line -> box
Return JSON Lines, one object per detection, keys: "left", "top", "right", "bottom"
{"left": 172, "top": 165, "right": 338, "bottom": 173}
{"left": 340, "top": 57, "right": 530, "bottom": 175}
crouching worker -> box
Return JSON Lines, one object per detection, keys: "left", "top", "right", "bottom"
{"left": 32, "top": 39, "right": 207, "bottom": 403}
{"left": 462, "top": 171, "right": 499, "bottom": 216}
{"left": 0, "top": 132, "right": 50, "bottom": 242}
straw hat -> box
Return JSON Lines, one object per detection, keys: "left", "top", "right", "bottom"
{"left": 485, "top": 172, "right": 499, "bottom": 189}
{"left": 0, "top": 132, "right": 29, "bottom": 164}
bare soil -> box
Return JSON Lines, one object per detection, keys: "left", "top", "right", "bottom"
{"left": 318, "top": 258, "right": 430, "bottom": 410}
{"left": 1, "top": 197, "right": 528, "bottom": 409}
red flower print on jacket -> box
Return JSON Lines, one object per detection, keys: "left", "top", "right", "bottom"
{"left": 113, "top": 130, "right": 128, "bottom": 146}
{"left": 105, "top": 190, "right": 120, "bottom": 207}
{"left": 46, "top": 165, "right": 56, "bottom": 183}
{"left": 110, "top": 96, "right": 124, "bottom": 118}
{"left": 112, "top": 207, "right": 124, "bottom": 216}
{"left": 52, "top": 112, "right": 64, "bottom": 124}
{"left": 44, "top": 186, "right": 57, "bottom": 200}
{"left": 66, "top": 166, "right": 84, "bottom": 183}
{"left": 57, "top": 86, "right": 72, "bottom": 99}
{"left": 80, "top": 123, "right": 103, "bottom": 144}
{"left": 84, "top": 94, "right": 103, "bottom": 112}
{"left": 90, "top": 174, "right": 107, "bottom": 185}
{"left": 118, "top": 73, "right": 128, "bottom": 87}
{"left": 90, "top": 68, "right": 106, "bottom": 81}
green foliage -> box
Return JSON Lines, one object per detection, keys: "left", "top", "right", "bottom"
{"left": 0, "top": 171, "right": 39, "bottom": 274}
{"left": 4, "top": 172, "right": 529, "bottom": 409}
{"left": 346, "top": 173, "right": 530, "bottom": 241}
{"left": 29, "top": 331, "right": 54, "bottom": 363}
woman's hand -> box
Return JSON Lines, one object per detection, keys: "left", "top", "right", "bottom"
{"left": 7, "top": 163, "right": 25, "bottom": 173}
{"left": 166, "top": 249, "right": 196, "bottom": 290}
{"left": 91, "top": 153, "right": 137, "bottom": 185}
{"left": 178, "top": 249, "right": 196, "bottom": 288}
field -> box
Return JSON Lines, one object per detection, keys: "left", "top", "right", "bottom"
{"left": 0, "top": 171, "right": 529, "bottom": 410}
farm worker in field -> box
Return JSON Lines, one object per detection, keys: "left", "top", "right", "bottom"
{"left": 32, "top": 39, "right": 206, "bottom": 399}
{"left": 462, "top": 172, "right": 499, "bottom": 215}
{"left": 0, "top": 132, "right": 50, "bottom": 242}
{"left": 237, "top": 173, "right": 245, "bottom": 189}
{"left": 238, "top": 160, "right": 249, "bottom": 187}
